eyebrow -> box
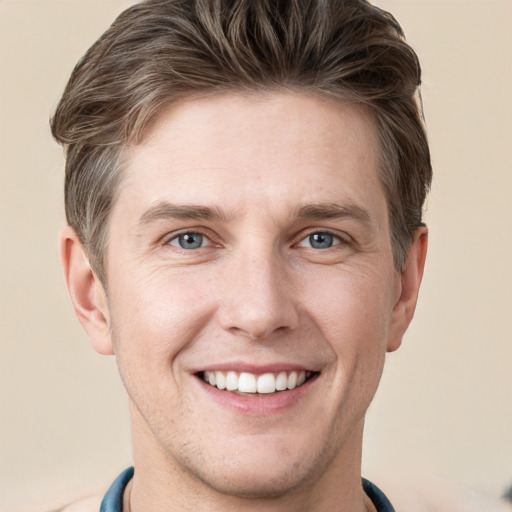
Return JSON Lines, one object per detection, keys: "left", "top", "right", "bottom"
{"left": 295, "top": 202, "right": 372, "bottom": 226}
{"left": 138, "top": 201, "right": 234, "bottom": 225}
{"left": 137, "top": 200, "right": 372, "bottom": 227}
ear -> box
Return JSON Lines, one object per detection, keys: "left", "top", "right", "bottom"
{"left": 59, "top": 226, "right": 114, "bottom": 355}
{"left": 387, "top": 226, "right": 428, "bottom": 353}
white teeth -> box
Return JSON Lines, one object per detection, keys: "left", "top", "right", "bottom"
{"left": 257, "top": 373, "right": 276, "bottom": 394}
{"left": 215, "top": 371, "right": 226, "bottom": 390}
{"left": 226, "top": 371, "right": 238, "bottom": 391}
{"left": 275, "top": 372, "right": 288, "bottom": 391}
{"left": 202, "top": 369, "right": 311, "bottom": 394}
{"left": 238, "top": 372, "right": 257, "bottom": 393}
{"left": 287, "top": 371, "right": 297, "bottom": 389}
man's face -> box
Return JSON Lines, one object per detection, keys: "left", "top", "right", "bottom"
{"left": 102, "top": 93, "right": 408, "bottom": 496}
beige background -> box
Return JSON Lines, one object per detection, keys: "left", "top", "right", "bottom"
{"left": 1, "top": 0, "right": 511, "bottom": 510}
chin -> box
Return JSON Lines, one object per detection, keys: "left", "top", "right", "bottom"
{"left": 178, "top": 435, "right": 335, "bottom": 500}
{"left": 194, "top": 461, "right": 314, "bottom": 500}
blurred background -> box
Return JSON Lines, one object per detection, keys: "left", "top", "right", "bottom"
{"left": 1, "top": 0, "right": 510, "bottom": 510}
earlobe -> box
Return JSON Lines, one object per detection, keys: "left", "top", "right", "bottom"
{"left": 387, "top": 226, "right": 428, "bottom": 353}
{"left": 59, "top": 226, "right": 114, "bottom": 355}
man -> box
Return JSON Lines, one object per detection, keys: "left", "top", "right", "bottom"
{"left": 51, "top": 0, "right": 431, "bottom": 510}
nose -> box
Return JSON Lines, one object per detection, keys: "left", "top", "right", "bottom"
{"left": 217, "top": 249, "right": 299, "bottom": 341}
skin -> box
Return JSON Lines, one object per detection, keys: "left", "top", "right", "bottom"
{"left": 61, "top": 92, "right": 427, "bottom": 512}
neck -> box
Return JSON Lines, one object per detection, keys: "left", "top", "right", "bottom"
{"left": 127, "top": 405, "right": 373, "bottom": 512}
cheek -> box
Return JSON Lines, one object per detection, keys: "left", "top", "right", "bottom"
{"left": 303, "top": 266, "right": 394, "bottom": 398}
{"left": 303, "top": 267, "right": 394, "bottom": 350}
{"left": 108, "top": 267, "right": 217, "bottom": 370}
{"left": 107, "top": 273, "right": 212, "bottom": 418}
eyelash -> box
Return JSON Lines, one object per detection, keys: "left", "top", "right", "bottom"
{"left": 166, "top": 231, "right": 212, "bottom": 250}
{"left": 297, "top": 231, "right": 344, "bottom": 250}
{"left": 164, "top": 229, "right": 350, "bottom": 251}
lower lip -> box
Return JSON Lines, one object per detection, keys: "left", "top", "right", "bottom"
{"left": 194, "top": 374, "right": 319, "bottom": 414}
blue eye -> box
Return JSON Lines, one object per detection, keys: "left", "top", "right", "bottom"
{"left": 300, "top": 232, "right": 340, "bottom": 249}
{"left": 169, "top": 232, "right": 206, "bottom": 249}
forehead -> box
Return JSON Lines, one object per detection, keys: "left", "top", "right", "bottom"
{"left": 121, "top": 92, "right": 382, "bottom": 208}
{"left": 113, "top": 92, "right": 388, "bottom": 237}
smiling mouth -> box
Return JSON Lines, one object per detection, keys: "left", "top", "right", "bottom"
{"left": 197, "top": 370, "right": 317, "bottom": 394}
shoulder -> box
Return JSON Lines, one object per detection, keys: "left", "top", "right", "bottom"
{"left": 381, "top": 476, "right": 512, "bottom": 512}
{"left": 51, "top": 495, "right": 103, "bottom": 512}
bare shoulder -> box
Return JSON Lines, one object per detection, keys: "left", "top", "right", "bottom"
{"left": 50, "top": 495, "right": 102, "bottom": 512}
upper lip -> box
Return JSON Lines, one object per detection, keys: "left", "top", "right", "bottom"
{"left": 192, "top": 361, "right": 320, "bottom": 375}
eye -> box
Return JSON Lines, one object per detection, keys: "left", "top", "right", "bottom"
{"left": 299, "top": 232, "right": 341, "bottom": 249}
{"left": 168, "top": 232, "right": 208, "bottom": 250}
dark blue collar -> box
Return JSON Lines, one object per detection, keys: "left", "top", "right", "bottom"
{"left": 101, "top": 467, "right": 395, "bottom": 511}
{"left": 362, "top": 478, "right": 396, "bottom": 511}
{"left": 100, "top": 467, "right": 134, "bottom": 512}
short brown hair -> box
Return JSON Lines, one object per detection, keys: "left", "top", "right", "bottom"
{"left": 51, "top": 0, "right": 431, "bottom": 285}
